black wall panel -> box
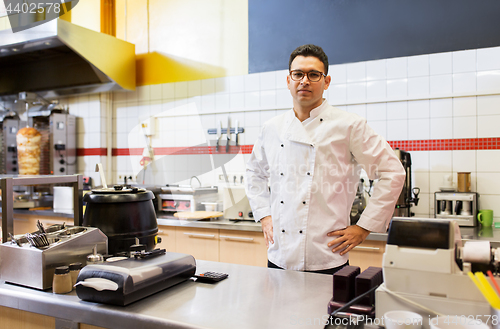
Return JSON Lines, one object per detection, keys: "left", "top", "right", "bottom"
{"left": 249, "top": 0, "right": 500, "bottom": 73}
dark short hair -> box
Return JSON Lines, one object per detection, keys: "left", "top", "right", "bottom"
{"left": 289, "top": 44, "right": 329, "bottom": 74}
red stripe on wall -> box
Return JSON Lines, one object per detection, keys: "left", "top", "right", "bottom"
{"left": 388, "top": 138, "right": 500, "bottom": 151}
{"left": 77, "top": 148, "right": 107, "bottom": 156}
{"left": 77, "top": 138, "right": 500, "bottom": 156}
{"left": 111, "top": 148, "right": 143, "bottom": 156}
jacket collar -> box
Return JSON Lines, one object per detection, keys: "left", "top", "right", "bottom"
{"left": 282, "top": 99, "right": 329, "bottom": 145}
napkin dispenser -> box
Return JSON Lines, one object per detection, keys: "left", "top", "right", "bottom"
{"left": 75, "top": 252, "right": 196, "bottom": 306}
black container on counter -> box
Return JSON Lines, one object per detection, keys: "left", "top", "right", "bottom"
{"left": 83, "top": 185, "right": 159, "bottom": 256}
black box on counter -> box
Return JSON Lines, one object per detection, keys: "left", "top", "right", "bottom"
{"left": 332, "top": 266, "right": 360, "bottom": 303}
{"left": 75, "top": 252, "right": 196, "bottom": 306}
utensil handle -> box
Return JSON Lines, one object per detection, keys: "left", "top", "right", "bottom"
{"left": 95, "top": 163, "right": 107, "bottom": 189}
{"left": 220, "top": 235, "right": 254, "bottom": 242}
{"left": 183, "top": 233, "right": 216, "bottom": 239}
{"left": 352, "top": 246, "right": 380, "bottom": 251}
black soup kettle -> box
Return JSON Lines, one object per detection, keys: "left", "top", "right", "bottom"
{"left": 83, "top": 185, "right": 159, "bottom": 256}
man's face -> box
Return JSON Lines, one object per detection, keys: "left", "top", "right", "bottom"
{"left": 287, "top": 55, "right": 331, "bottom": 110}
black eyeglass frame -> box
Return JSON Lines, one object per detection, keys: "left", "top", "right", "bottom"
{"left": 289, "top": 70, "right": 327, "bottom": 82}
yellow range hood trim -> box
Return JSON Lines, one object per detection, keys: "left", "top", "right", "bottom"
{"left": 57, "top": 19, "right": 135, "bottom": 91}
{"left": 0, "top": 19, "right": 135, "bottom": 100}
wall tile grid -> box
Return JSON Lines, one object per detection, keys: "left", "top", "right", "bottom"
{"left": 70, "top": 46, "right": 500, "bottom": 220}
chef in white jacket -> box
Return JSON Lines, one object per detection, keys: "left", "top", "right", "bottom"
{"left": 245, "top": 44, "right": 406, "bottom": 274}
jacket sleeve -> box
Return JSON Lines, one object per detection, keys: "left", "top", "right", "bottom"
{"left": 245, "top": 125, "right": 272, "bottom": 222}
{"left": 349, "top": 118, "right": 406, "bottom": 233}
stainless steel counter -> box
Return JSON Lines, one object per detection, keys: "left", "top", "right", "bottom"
{"left": 157, "top": 217, "right": 264, "bottom": 232}
{"left": 0, "top": 260, "right": 334, "bottom": 329}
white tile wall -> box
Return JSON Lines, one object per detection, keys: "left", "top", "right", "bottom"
{"left": 367, "top": 81, "right": 387, "bottom": 100}
{"left": 387, "top": 119, "right": 408, "bottom": 140}
{"left": 387, "top": 101, "right": 408, "bottom": 120}
{"left": 387, "top": 58, "right": 407, "bottom": 79}
{"left": 478, "top": 115, "right": 500, "bottom": 138}
{"left": 366, "top": 59, "right": 386, "bottom": 81}
{"left": 453, "top": 116, "right": 477, "bottom": 138}
{"left": 430, "top": 75, "right": 452, "bottom": 95}
{"left": 430, "top": 52, "right": 452, "bottom": 75}
{"left": 408, "top": 55, "right": 429, "bottom": 77}
{"left": 408, "top": 77, "right": 429, "bottom": 97}
{"left": 453, "top": 50, "right": 476, "bottom": 73}
{"left": 453, "top": 72, "right": 476, "bottom": 94}
{"left": 69, "top": 46, "right": 500, "bottom": 219}
{"left": 408, "top": 100, "right": 430, "bottom": 119}
{"left": 430, "top": 98, "right": 452, "bottom": 118}
{"left": 330, "top": 64, "right": 347, "bottom": 84}
{"left": 430, "top": 117, "right": 452, "bottom": 139}
{"left": 453, "top": 97, "right": 476, "bottom": 116}
{"left": 477, "top": 70, "right": 500, "bottom": 92}
{"left": 366, "top": 103, "right": 387, "bottom": 121}
{"left": 347, "top": 62, "right": 366, "bottom": 82}
{"left": 347, "top": 82, "right": 367, "bottom": 102}
{"left": 387, "top": 79, "right": 408, "bottom": 99}
{"left": 477, "top": 47, "right": 500, "bottom": 71}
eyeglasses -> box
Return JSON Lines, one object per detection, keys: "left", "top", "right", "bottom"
{"left": 289, "top": 70, "right": 326, "bottom": 82}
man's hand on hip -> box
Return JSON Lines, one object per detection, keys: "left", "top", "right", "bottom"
{"left": 326, "top": 225, "right": 370, "bottom": 256}
{"left": 260, "top": 216, "right": 273, "bottom": 248}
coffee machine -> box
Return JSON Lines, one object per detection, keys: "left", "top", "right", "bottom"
{"left": 393, "top": 149, "right": 420, "bottom": 217}
{"left": 434, "top": 191, "right": 478, "bottom": 226}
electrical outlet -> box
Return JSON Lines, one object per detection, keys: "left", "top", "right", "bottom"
{"left": 218, "top": 172, "right": 245, "bottom": 185}
{"left": 117, "top": 173, "right": 136, "bottom": 185}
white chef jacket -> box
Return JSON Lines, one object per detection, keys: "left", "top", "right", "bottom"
{"left": 245, "top": 100, "right": 405, "bottom": 271}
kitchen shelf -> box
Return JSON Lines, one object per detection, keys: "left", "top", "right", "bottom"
{"left": 0, "top": 174, "right": 83, "bottom": 243}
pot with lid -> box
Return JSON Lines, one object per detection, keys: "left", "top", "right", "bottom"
{"left": 83, "top": 184, "right": 159, "bottom": 256}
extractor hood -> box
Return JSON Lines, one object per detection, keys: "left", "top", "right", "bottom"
{"left": 0, "top": 19, "right": 135, "bottom": 101}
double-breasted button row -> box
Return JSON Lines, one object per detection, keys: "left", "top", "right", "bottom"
{"left": 280, "top": 229, "right": 304, "bottom": 234}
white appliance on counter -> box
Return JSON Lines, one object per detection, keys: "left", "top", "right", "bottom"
{"left": 376, "top": 218, "right": 497, "bottom": 328}
{"left": 223, "top": 186, "right": 254, "bottom": 221}
{"left": 434, "top": 192, "right": 478, "bottom": 227}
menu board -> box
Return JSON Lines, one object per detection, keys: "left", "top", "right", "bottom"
{"left": 249, "top": 0, "right": 500, "bottom": 73}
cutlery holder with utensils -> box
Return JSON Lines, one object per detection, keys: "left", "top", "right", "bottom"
{"left": 0, "top": 225, "right": 107, "bottom": 290}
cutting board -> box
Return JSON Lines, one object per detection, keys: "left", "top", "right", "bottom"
{"left": 173, "top": 211, "right": 223, "bottom": 220}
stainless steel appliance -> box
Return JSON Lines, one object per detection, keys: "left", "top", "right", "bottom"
{"left": 158, "top": 185, "right": 218, "bottom": 217}
{"left": 434, "top": 191, "right": 478, "bottom": 226}
{"left": 0, "top": 112, "right": 24, "bottom": 174}
{"left": 0, "top": 113, "right": 26, "bottom": 175}
{"left": 393, "top": 149, "right": 420, "bottom": 217}
{"left": 223, "top": 186, "right": 254, "bottom": 221}
{"left": 29, "top": 108, "right": 76, "bottom": 175}
{"left": 75, "top": 252, "right": 196, "bottom": 306}
{"left": 0, "top": 225, "right": 107, "bottom": 290}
